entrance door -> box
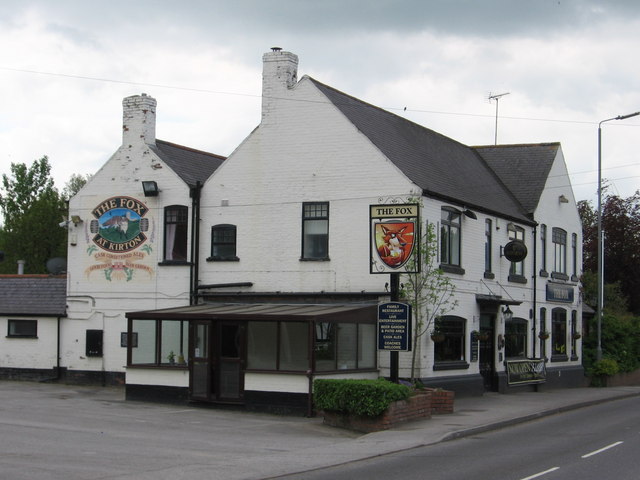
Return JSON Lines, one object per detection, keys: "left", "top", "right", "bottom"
{"left": 479, "top": 314, "right": 496, "bottom": 391}
{"left": 189, "top": 321, "right": 245, "bottom": 403}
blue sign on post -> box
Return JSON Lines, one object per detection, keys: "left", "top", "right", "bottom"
{"left": 378, "top": 302, "right": 412, "bottom": 351}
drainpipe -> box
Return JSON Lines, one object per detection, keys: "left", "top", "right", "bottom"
{"left": 189, "top": 181, "right": 202, "bottom": 306}
{"left": 532, "top": 225, "right": 538, "bottom": 358}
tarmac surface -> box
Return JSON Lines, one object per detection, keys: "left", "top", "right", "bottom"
{"left": 1, "top": 380, "right": 639, "bottom": 480}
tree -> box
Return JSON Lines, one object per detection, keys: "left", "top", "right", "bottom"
{"left": 401, "top": 219, "right": 457, "bottom": 382}
{"left": 62, "top": 173, "right": 92, "bottom": 201}
{"left": 578, "top": 186, "right": 640, "bottom": 315}
{"left": 0, "top": 157, "right": 67, "bottom": 274}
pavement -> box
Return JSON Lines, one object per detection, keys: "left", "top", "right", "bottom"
{"left": 1, "top": 380, "right": 639, "bottom": 480}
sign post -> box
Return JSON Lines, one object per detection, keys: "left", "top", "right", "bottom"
{"left": 378, "top": 300, "right": 412, "bottom": 383}
{"left": 370, "top": 202, "right": 420, "bottom": 383}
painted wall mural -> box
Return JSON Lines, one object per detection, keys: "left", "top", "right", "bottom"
{"left": 84, "top": 196, "right": 155, "bottom": 281}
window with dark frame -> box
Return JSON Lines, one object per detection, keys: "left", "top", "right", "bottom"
{"left": 301, "top": 202, "right": 329, "bottom": 260}
{"left": 7, "top": 319, "right": 37, "bottom": 338}
{"left": 571, "top": 310, "right": 578, "bottom": 360}
{"left": 163, "top": 205, "right": 188, "bottom": 262}
{"left": 440, "top": 208, "right": 461, "bottom": 267}
{"left": 210, "top": 224, "right": 238, "bottom": 261}
{"left": 540, "top": 307, "right": 547, "bottom": 357}
{"left": 128, "top": 319, "right": 189, "bottom": 366}
{"left": 505, "top": 317, "right": 528, "bottom": 358}
{"left": 434, "top": 316, "right": 466, "bottom": 365}
{"left": 571, "top": 233, "right": 578, "bottom": 279}
{"left": 508, "top": 224, "right": 525, "bottom": 277}
{"left": 552, "top": 227, "right": 567, "bottom": 274}
{"left": 540, "top": 224, "right": 548, "bottom": 274}
{"left": 484, "top": 219, "right": 492, "bottom": 275}
{"left": 551, "top": 307, "right": 568, "bottom": 360}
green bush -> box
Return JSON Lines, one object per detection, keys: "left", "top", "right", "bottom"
{"left": 313, "top": 378, "right": 412, "bottom": 417}
{"left": 582, "top": 313, "right": 640, "bottom": 374}
{"left": 589, "top": 357, "right": 620, "bottom": 387}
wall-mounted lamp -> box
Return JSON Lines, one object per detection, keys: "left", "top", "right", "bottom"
{"left": 558, "top": 194, "right": 569, "bottom": 204}
{"left": 142, "top": 180, "right": 159, "bottom": 197}
{"left": 70, "top": 215, "right": 83, "bottom": 226}
{"left": 502, "top": 305, "right": 513, "bottom": 322}
{"left": 463, "top": 208, "right": 477, "bottom": 220}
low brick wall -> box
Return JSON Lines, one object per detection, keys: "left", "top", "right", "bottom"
{"left": 423, "top": 388, "right": 455, "bottom": 414}
{"left": 322, "top": 392, "right": 432, "bottom": 433}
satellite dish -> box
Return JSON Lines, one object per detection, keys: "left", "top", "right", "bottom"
{"left": 46, "top": 257, "right": 67, "bottom": 275}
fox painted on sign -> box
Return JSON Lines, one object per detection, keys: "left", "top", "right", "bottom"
{"left": 375, "top": 222, "right": 415, "bottom": 268}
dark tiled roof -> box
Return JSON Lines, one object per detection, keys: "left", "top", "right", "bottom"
{"left": 0, "top": 275, "right": 67, "bottom": 316}
{"left": 151, "top": 140, "right": 226, "bottom": 187}
{"left": 308, "top": 78, "right": 532, "bottom": 224}
{"left": 474, "top": 143, "right": 559, "bottom": 215}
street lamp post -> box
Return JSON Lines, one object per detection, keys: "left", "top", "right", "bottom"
{"left": 596, "top": 111, "right": 640, "bottom": 362}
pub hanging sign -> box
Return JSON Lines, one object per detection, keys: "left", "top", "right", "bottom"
{"left": 370, "top": 203, "right": 420, "bottom": 274}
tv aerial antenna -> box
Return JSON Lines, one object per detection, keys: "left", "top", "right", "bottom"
{"left": 488, "top": 92, "right": 510, "bottom": 145}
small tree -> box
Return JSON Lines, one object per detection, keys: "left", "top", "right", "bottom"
{"left": 401, "top": 218, "right": 457, "bottom": 382}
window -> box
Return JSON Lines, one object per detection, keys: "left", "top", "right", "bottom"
{"left": 539, "top": 307, "right": 547, "bottom": 357}
{"left": 209, "top": 224, "right": 238, "bottom": 261}
{"left": 434, "top": 316, "right": 467, "bottom": 368}
{"left": 129, "top": 319, "right": 189, "bottom": 366}
{"left": 571, "top": 233, "right": 578, "bottom": 280}
{"left": 508, "top": 224, "right": 525, "bottom": 278}
{"left": 440, "top": 208, "right": 461, "bottom": 267}
{"left": 164, "top": 205, "right": 188, "bottom": 262}
{"left": 7, "top": 319, "right": 37, "bottom": 338}
{"left": 552, "top": 228, "right": 567, "bottom": 275}
{"left": 551, "top": 307, "right": 567, "bottom": 360}
{"left": 301, "top": 202, "right": 329, "bottom": 260}
{"left": 246, "top": 320, "right": 376, "bottom": 372}
{"left": 484, "top": 219, "right": 493, "bottom": 276}
{"left": 505, "top": 318, "right": 528, "bottom": 358}
{"left": 540, "top": 224, "right": 548, "bottom": 275}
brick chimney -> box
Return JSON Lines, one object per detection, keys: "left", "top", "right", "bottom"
{"left": 122, "top": 93, "right": 157, "bottom": 146}
{"left": 262, "top": 48, "right": 298, "bottom": 124}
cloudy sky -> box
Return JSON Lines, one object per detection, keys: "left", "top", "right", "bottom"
{"left": 1, "top": 0, "right": 639, "bottom": 205}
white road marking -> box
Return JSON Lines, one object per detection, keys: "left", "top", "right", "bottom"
{"left": 582, "top": 441, "right": 624, "bottom": 458}
{"left": 521, "top": 467, "right": 560, "bottom": 480}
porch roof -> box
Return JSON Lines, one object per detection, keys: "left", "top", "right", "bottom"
{"left": 126, "top": 302, "right": 378, "bottom": 323}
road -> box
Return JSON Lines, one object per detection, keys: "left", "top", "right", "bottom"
{"left": 271, "top": 396, "right": 640, "bottom": 480}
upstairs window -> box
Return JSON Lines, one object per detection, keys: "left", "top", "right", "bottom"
{"left": 484, "top": 219, "right": 492, "bottom": 275}
{"left": 508, "top": 224, "right": 525, "bottom": 277}
{"left": 301, "top": 202, "right": 329, "bottom": 260}
{"left": 571, "top": 233, "right": 578, "bottom": 279}
{"left": 552, "top": 227, "right": 567, "bottom": 274}
{"left": 440, "top": 208, "right": 461, "bottom": 267}
{"left": 209, "top": 224, "right": 238, "bottom": 261}
{"left": 164, "top": 205, "right": 188, "bottom": 262}
{"left": 540, "top": 224, "right": 548, "bottom": 275}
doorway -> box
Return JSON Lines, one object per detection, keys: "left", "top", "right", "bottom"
{"left": 479, "top": 314, "right": 497, "bottom": 391}
{"left": 189, "top": 321, "right": 245, "bottom": 403}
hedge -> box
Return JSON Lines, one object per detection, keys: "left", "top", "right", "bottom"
{"left": 313, "top": 378, "right": 412, "bottom": 417}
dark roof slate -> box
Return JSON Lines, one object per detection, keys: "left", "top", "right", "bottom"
{"left": 474, "top": 143, "right": 559, "bottom": 215}
{"left": 0, "top": 275, "right": 67, "bottom": 316}
{"left": 151, "top": 140, "right": 226, "bottom": 188}
{"left": 308, "top": 78, "right": 532, "bottom": 224}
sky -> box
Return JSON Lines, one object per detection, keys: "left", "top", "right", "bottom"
{"left": 1, "top": 0, "right": 639, "bottom": 206}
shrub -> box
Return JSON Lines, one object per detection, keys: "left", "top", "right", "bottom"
{"left": 313, "top": 378, "right": 412, "bottom": 417}
{"left": 589, "top": 357, "right": 620, "bottom": 387}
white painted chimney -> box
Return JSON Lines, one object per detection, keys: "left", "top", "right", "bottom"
{"left": 17, "top": 260, "right": 25, "bottom": 275}
{"left": 122, "top": 93, "right": 157, "bottom": 146}
{"left": 262, "top": 48, "right": 298, "bottom": 123}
